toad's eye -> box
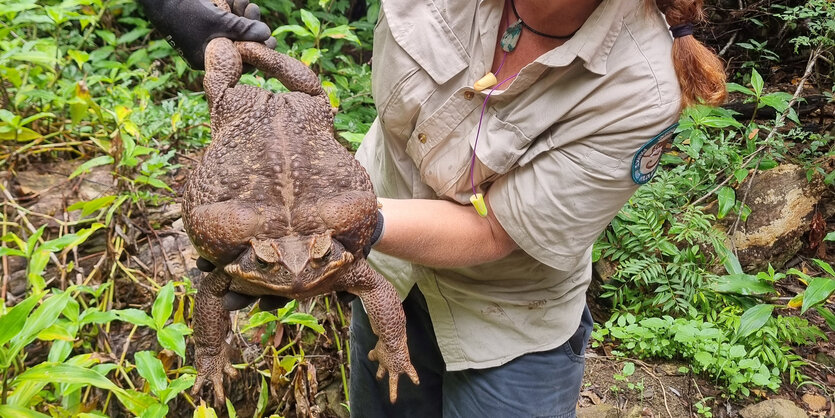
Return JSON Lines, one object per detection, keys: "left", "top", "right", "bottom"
{"left": 255, "top": 256, "right": 270, "bottom": 270}
{"left": 321, "top": 246, "right": 332, "bottom": 259}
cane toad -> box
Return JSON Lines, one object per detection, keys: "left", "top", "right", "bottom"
{"left": 181, "top": 8, "right": 418, "bottom": 405}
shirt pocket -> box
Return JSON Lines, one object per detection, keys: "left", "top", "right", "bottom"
{"left": 372, "top": 2, "right": 468, "bottom": 138}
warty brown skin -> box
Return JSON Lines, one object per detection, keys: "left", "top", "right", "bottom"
{"left": 181, "top": 26, "right": 418, "bottom": 405}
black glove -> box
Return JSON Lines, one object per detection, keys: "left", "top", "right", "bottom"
{"left": 139, "top": 0, "right": 274, "bottom": 69}
{"left": 195, "top": 256, "right": 290, "bottom": 311}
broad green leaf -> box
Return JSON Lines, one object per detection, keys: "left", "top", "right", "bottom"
{"left": 272, "top": 24, "right": 313, "bottom": 38}
{"left": 709, "top": 274, "right": 775, "bottom": 296}
{"left": 750, "top": 68, "right": 763, "bottom": 96}
{"left": 716, "top": 186, "right": 735, "bottom": 219}
{"left": 116, "top": 308, "right": 155, "bottom": 327}
{"left": 801, "top": 278, "right": 835, "bottom": 314}
{"left": 68, "top": 195, "right": 116, "bottom": 216}
{"left": 242, "top": 311, "right": 278, "bottom": 333}
{"left": 321, "top": 25, "right": 360, "bottom": 45}
{"left": 7, "top": 291, "right": 71, "bottom": 365}
{"left": 67, "top": 49, "right": 89, "bottom": 68}
{"left": 0, "top": 291, "right": 43, "bottom": 346}
{"left": 255, "top": 375, "right": 269, "bottom": 418}
{"left": 158, "top": 326, "right": 187, "bottom": 359}
{"left": 811, "top": 258, "right": 835, "bottom": 278}
{"left": 152, "top": 282, "right": 175, "bottom": 330}
{"left": 140, "top": 404, "right": 168, "bottom": 418}
{"left": 729, "top": 345, "right": 746, "bottom": 358}
{"left": 282, "top": 312, "right": 325, "bottom": 333}
{"left": 69, "top": 155, "right": 114, "bottom": 179}
{"left": 0, "top": 125, "right": 42, "bottom": 141}
{"left": 135, "top": 351, "right": 168, "bottom": 396}
{"left": 737, "top": 304, "right": 774, "bottom": 338}
{"left": 0, "top": 247, "right": 25, "bottom": 257}
{"left": 300, "top": 48, "right": 322, "bottom": 66}
{"left": 693, "top": 351, "right": 713, "bottom": 366}
{"left": 194, "top": 404, "right": 219, "bottom": 418}
{"left": 299, "top": 9, "right": 320, "bottom": 36}
{"left": 162, "top": 374, "right": 195, "bottom": 404}
{"left": 79, "top": 310, "right": 118, "bottom": 326}
{"left": 0, "top": 405, "right": 50, "bottom": 418}
{"left": 726, "top": 82, "right": 754, "bottom": 96}
{"left": 322, "top": 80, "right": 340, "bottom": 108}
{"left": 733, "top": 168, "right": 749, "bottom": 184}
{"left": 226, "top": 398, "right": 238, "bottom": 418}
{"left": 815, "top": 306, "right": 835, "bottom": 331}
{"left": 134, "top": 175, "right": 173, "bottom": 191}
{"left": 117, "top": 27, "right": 152, "bottom": 44}
{"left": 621, "top": 362, "right": 635, "bottom": 377}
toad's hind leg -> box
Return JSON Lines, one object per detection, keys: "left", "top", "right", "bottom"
{"left": 341, "top": 259, "right": 419, "bottom": 403}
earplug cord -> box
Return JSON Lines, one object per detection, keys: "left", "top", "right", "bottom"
{"left": 469, "top": 51, "right": 518, "bottom": 196}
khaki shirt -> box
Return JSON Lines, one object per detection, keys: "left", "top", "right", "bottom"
{"left": 356, "top": 0, "right": 682, "bottom": 371}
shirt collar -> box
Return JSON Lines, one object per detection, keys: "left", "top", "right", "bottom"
{"left": 536, "top": 0, "right": 629, "bottom": 75}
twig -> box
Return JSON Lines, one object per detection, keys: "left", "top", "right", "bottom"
{"left": 690, "top": 43, "right": 825, "bottom": 208}
{"left": 719, "top": 31, "right": 739, "bottom": 56}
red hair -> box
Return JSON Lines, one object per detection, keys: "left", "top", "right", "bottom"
{"left": 649, "top": 0, "right": 727, "bottom": 108}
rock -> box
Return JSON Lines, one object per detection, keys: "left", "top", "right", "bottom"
{"left": 738, "top": 398, "right": 808, "bottom": 418}
{"left": 314, "top": 381, "right": 349, "bottom": 418}
{"left": 721, "top": 163, "right": 829, "bottom": 272}
{"left": 577, "top": 403, "right": 619, "bottom": 418}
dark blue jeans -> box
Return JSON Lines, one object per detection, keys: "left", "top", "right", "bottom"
{"left": 349, "top": 287, "right": 592, "bottom": 418}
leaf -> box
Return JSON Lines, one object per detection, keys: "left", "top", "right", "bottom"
{"left": 152, "top": 282, "right": 175, "bottom": 330}
{"left": 0, "top": 125, "right": 42, "bottom": 141}
{"left": 299, "top": 9, "right": 320, "bottom": 36}
{"left": 733, "top": 168, "right": 749, "bottom": 184}
{"left": 255, "top": 375, "right": 269, "bottom": 418}
{"left": 716, "top": 186, "right": 735, "bottom": 219}
{"left": 0, "top": 405, "right": 50, "bottom": 418}
{"left": 726, "top": 82, "right": 754, "bottom": 96}
{"left": 321, "top": 25, "right": 360, "bottom": 45}
{"left": 282, "top": 312, "right": 325, "bottom": 333}
{"left": 621, "top": 362, "right": 635, "bottom": 377}
{"left": 272, "top": 24, "right": 313, "bottom": 39}
{"left": 750, "top": 68, "right": 763, "bottom": 97}
{"left": 69, "top": 155, "right": 114, "bottom": 179}
{"left": 737, "top": 304, "right": 774, "bottom": 338}
{"left": 300, "top": 48, "right": 322, "bottom": 66}
{"left": 135, "top": 351, "right": 168, "bottom": 396}
{"left": 162, "top": 374, "right": 194, "bottom": 404}
{"left": 158, "top": 326, "right": 187, "bottom": 359}
{"left": 67, "top": 195, "right": 117, "bottom": 217}
{"left": 811, "top": 258, "right": 835, "bottom": 277}
{"left": 7, "top": 291, "right": 71, "bottom": 366}
{"left": 67, "top": 49, "right": 89, "bottom": 68}
{"left": 814, "top": 306, "right": 835, "bottom": 331}
{"left": 116, "top": 308, "right": 155, "bottom": 327}
{"left": 0, "top": 291, "right": 43, "bottom": 346}
{"left": 134, "top": 175, "right": 173, "bottom": 191}
{"left": 801, "top": 278, "right": 835, "bottom": 314}
{"left": 242, "top": 311, "right": 278, "bottom": 333}
{"left": 709, "top": 274, "right": 776, "bottom": 295}
{"left": 194, "top": 404, "right": 219, "bottom": 418}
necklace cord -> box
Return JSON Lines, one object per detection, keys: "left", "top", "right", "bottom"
{"left": 509, "top": 0, "right": 580, "bottom": 40}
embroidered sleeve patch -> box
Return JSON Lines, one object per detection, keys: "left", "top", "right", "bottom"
{"left": 631, "top": 123, "right": 678, "bottom": 185}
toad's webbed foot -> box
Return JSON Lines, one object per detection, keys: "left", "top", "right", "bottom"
{"left": 368, "top": 335, "right": 420, "bottom": 403}
{"left": 191, "top": 341, "right": 239, "bottom": 407}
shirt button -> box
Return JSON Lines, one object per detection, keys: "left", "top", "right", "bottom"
{"left": 464, "top": 91, "right": 475, "bottom": 100}
{"left": 418, "top": 133, "right": 427, "bottom": 143}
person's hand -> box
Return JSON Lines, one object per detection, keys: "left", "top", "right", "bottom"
{"left": 195, "top": 256, "right": 290, "bottom": 311}
{"left": 139, "top": 0, "right": 277, "bottom": 70}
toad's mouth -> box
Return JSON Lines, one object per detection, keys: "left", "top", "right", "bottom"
{"left": 224, "top": 251, "right": 354, "bottom": 298}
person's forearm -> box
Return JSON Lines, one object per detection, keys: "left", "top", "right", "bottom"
{"left": 373, "top": 197, "right": 518, "bottom": 268}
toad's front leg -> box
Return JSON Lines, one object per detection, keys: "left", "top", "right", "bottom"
{"left": 191, "top": 271, "right": 239, "bottom": 407}
{"left": 342, "top": 259, "right": 419, "bottom": 403}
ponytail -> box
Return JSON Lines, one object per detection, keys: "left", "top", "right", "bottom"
{"left": 649, "top": 0, "right": 727, "bottom": 108}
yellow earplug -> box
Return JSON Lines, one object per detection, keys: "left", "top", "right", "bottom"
{"left": 470, "top": 193, "right": 488, "bottom": 217}
{"left": 473, "top": 72, "right": 497, "bottom": 92}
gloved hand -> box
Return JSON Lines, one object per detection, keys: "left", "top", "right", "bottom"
{"left": 195, "top": 256, "right": 290, "bottom": 311}
{"left": 139, "top": 0, "right": 276, "bottom": 70}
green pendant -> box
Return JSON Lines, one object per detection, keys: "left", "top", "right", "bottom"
{"left": 500, "top": 19, "right": 522, "bottom": 52}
